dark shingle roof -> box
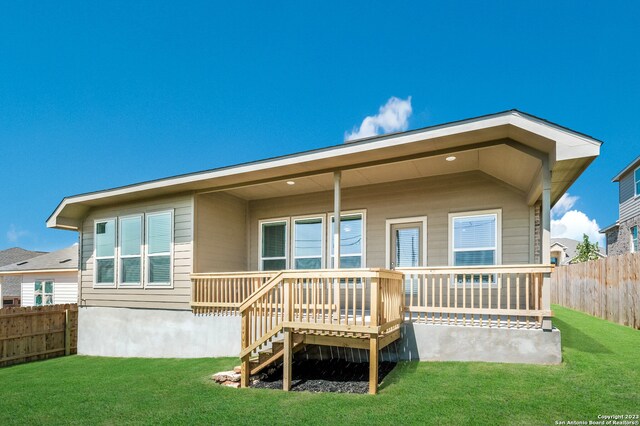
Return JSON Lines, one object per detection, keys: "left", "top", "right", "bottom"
{"left": 0, "top": 247, "right": 47, "bottom": 268}
{"left": 0, "top": 245, "right": 78, "bottom": 272}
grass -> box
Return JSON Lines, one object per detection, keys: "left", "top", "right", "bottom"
{"left": 0, "top": 305, "right": 638, "bottom": 425}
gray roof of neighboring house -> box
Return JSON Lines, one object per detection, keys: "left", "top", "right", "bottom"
{"left": 0, "top": 245, "right": 78, "bottom": 273}
{"left": 0, "top": 247, "right": 47, "bottom": 268}
{"left": 612, "top": 155, "right": 640, "bottom": 182}
{"left": 551, "top": 238, "right": 605, "bottom": 263}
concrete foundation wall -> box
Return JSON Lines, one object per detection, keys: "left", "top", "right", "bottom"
{"left": 298, "top": 323, "right": 561, "bottom": 365}
{"left": 79, "top": 307, "right": 561, "bottom": 364}
{"left": 78, "top": 307, "right": 241, "bottom": 358}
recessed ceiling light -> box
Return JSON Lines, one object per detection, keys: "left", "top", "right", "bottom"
{"left": 446, "top": 156, "right": 457, "bottom": 162}
{"left": 286, "top": 180, "right": 295, "bottom": 185}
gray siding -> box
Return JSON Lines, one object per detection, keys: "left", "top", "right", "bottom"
{"left": 619, "top": 170, "right": 640, "bottom": 222}
{"left": 80, "top": 194, "right": 193, "bottom": 310}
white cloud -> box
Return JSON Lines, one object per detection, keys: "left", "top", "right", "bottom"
{"left": 551, "top": 210, "right": 604, "bottom": 247}
{"left": 551, "top": 193, "right": 579, "bottom": 219}
{"left": 345, "top": 96, "right": 412, "bottom": 141}
{"left": 6, "top": 224, "right": 29, "bottom": 243}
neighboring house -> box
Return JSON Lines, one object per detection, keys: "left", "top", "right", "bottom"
{"left": 550, "top": 238, "right": 605, "bottom": 265}
{"left": 600, "top": 156, "right": 640, "bottom": 255}
{"left": 0, "top": 245, "right": 79, "bottom": 307}
{"left": 0, "top": 247, "right": 46, "bottom": 307}
{"left": 46, "top": 110, "right": 601, "bottom": 371}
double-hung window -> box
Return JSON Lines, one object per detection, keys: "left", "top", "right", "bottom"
{"left": 260, "top": 220, "right": 288, "bottom": 271}
{"left": 34, "top": 280, "right": 54, "bottom": 306}
{"left": 450, "top": 210, "right": 501, "bottom": 286}
{"left": 292, "top": 217, "right": 323, "bottom": 269}
{"left": 631, "top": 226, "right": 638, "bottom": 253}
{"left": 146, "top": 211, "right": 173, "bottom": 286}
{"left": 634, "top": 167, "right": 640, "bottom": 197}
{"left": 329, "top": 212, "right": 364, "bottom": 268}
{"left": 95, "top": 219, "right": 116, "bottom": 286}
{"left": 119, "top": 215, "right": 143, "bottom": 286}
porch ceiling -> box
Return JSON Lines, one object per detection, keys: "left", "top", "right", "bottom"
{"left": 225, "top": 144, "right": 541, "bottom": 200}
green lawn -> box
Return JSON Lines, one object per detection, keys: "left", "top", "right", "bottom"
{"left": 1, "top": 306, "right": 638, "bottom": 426}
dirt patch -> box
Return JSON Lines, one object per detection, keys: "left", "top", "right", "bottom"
{"left": 251, "top": 358, "right": 397, "bottom": 393}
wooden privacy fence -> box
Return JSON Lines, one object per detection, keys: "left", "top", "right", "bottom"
{"left": 0, "top": 304, "right": 78, "bottom": 367}
{"left": 551, "top": 253, "right": 640, "bottom": 329}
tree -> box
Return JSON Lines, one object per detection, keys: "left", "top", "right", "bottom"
{"left": 572, "top": 234, "right": 601, "bottom": 263}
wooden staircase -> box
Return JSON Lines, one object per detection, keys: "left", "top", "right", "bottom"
{"left": 237, "top": 269, "right": 405, "bottom": 394}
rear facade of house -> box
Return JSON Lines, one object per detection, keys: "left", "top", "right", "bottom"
{"left": 48, "top": 110, "right": 601, "bottom": 368}
{"left": 602, "top": 156, "right": 640, "bottom": 255}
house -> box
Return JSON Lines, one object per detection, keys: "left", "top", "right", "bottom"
{"left": 600, "top": 155, "right": 640, "bottom": 255}
{"left": 0, "top": 245, "right": 79, "bottom": 307}
{"left": 550, "top": 237, "right": 605, "bottom": 265}
{"left": 46, "top": 110, "right": 600, "bottom": 392}
{"left": 0, "top": 247, "right": 47, "bottom": 307}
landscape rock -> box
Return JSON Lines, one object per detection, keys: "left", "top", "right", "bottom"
{"left": 233, "top": 366, "right": 242, "bottom": 374}
{"left": 212, "top": 371, "right": 241, "bottom": 383}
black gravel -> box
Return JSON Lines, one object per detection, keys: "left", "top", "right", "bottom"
{"left": 251, "top": 358, "right": 397, "bottom": 393}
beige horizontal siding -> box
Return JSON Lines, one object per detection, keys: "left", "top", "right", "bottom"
{"left": 248, "top": 171, "right": 532, "bottom": 269}
{"left": 194, "top": 192, "right": 248, "bottom": 273}
{"left": 80, "top": 193, "right": 193, "bottom": 310}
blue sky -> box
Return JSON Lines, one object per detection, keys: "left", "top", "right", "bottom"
{"left": 1, "top": 1, "right": 638, "bottom": 251}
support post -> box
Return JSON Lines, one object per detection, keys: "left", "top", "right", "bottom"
{"left": 283, "top": 328, "right": 292, "bottom": 391}
{"left": 333, "top": 171, "right": 341, "bottom": 268}
{"left": 240, "top": 312, "right": 250, "bottom": 387}
{"left": 369, "top": 334, "right": 379, "bottom": 395}
{"left": 64, "top": 308, "right": 71, "bottom": 356}
{"left": 541, "top": 157, "right": 552, "bottom": 331}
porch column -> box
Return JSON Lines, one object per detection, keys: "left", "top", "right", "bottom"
{"left": 333, "top": 171, "right": 341, "bottom": 268}
{"left": 541, "top": 157, "right": 552, "bottom": 331}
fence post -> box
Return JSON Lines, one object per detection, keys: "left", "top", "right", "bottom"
{"left": 64, "top": 308, "right": 71, "bottom": 356}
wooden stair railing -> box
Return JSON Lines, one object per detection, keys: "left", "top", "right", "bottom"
{"left": 238, "top": 268, "right": 406, "bottom": 392}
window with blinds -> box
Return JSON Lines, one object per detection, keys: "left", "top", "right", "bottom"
{"left": 293, "top": 217, "right": 323, "bottom": 269}
{"left": 395, "top": 227, "right": 420, "bottom": 267}
{"left": 452, "top": 214, "right": 497, "bottom": 266}
{"left": 119, "top": 215, "right": 142, "bottom": 286}
{"left": 146, "top": 211, "right": 172, "bottom": 285}
{"left": 261, "top": 221, "right": 287, "bottom": 270}
{"left": 95, "top": 219, "right": 116, "bottom": 285}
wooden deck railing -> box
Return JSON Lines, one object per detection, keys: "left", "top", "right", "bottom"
{"left": 191, "top": 271, "right": 277, "bottom": 314}
{"left": 235, "top": 269, "right": 404, "bottom": 384}
{"left": 397, "top": 265, "right": 553, "bottom": 328}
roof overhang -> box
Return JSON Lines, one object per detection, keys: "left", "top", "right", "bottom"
{"left": 47, "top": 110, "right": 602, "bottom": 230}
{"left": 0, "top": 268, "right": 78, "bottom": 275}
{"left": 612, "top": 155, "right": 640, "bottom": 182}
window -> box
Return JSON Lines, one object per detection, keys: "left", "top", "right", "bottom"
{"left": 551, "top": 256, "right": 559, "bottom": 265}
{"left": 146, "top": 211, "right": 173, "bottom": 286}
{"left": 450, "top": 211, "right": 500, "bottom": 266}
{"left": 329, "top": 212, "right": 365, "bottom": 268}
{"left": 95, "top": 219, "right": 116, "bottom": 286}
{"left": 293, "top": 217, "right": 323, "bottom": 269}
{"left": 34, "top": 280, "right": 54, "bottom": 306}
{"left": 635, "top": 167, "right": 640, "bottom": 197}
{"left": 260, "top": 220, "right": 288, "bottom": 270}
{"left": 631, "top": 226, "right": 638, "bottom": 253}
{"left": 119, "top": 215, "right": 142, "bottom": 286}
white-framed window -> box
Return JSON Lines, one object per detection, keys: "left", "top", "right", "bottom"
{"left": 292, "top": 215, "right": 324, "bottom": 269}
{"left": 449, "top": 209, "right": 501, "bottom": 286}
{"left": 146, "top": 211, "right": 173, "bottom": 287}
{"left": 119, "top": 215, "right": 143, "bottom": 287}
{"left": 635, "top": 166, "right": 640, "bottom": 197}
{"left": 328, "top": 211, "right": 366, "bottom": 268}
{"left": 95, "top": 218, "right": 116, "bottom": 287}
{"left": 34, "top": 280, "right": 54, "bottom": 306}
{"left": 259, "top": 219, "right": 289, "bottom": 271}
{"left": 631, "top": 226, "right": 638, "bottom": 253}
